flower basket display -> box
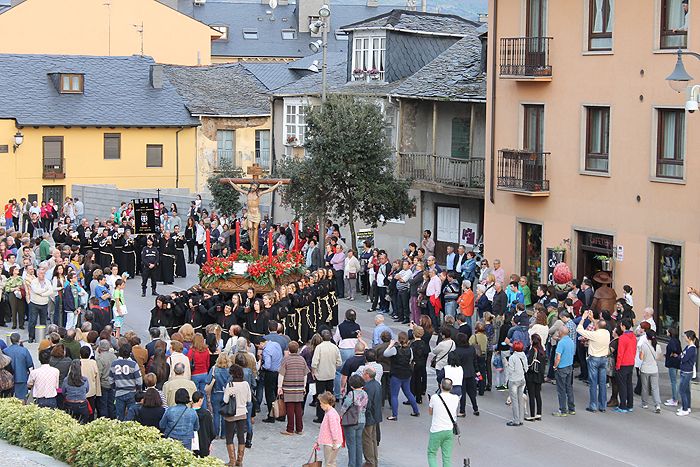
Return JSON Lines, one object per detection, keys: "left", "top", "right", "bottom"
{"left": 199, "top": 248, "right": 306, "bottom": 293}
{"left": 367, "top": 68, "right": 380, "bottom": 80}
{"left": 286, "top": 135, "right": 299, "bottom": 146}
{"left": 595, "top": 255, "right": 613, "bottom": 272}
{"left": 352, "top": 68, "right": 366, "bottom": 80}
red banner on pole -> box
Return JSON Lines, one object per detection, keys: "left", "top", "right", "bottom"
{"left": 205, "top": 228, "right": 211, "bottom": 262}
{"left": 235, "top": 219, "right": 241, "bottom": 251}
{"left": 268, "top": 228, "right": 274, "bottom": 262}
{"left": 293, "top": 221, "right": 299, "bottom": 252}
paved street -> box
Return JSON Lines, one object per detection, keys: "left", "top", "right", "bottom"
{"left": 2, "top": 262, "right": 697, "bottom": 467}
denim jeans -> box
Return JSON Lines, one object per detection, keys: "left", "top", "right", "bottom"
{"left": 14, "top": 383, "right": 28, "bottom": 400}
{"left": 35, "top": 397, "right": 58, "bottom": 408}
{"left": 679, "top": 371, "right": 692, "bottom": 411}
{"left": 444, "top": 300, "right": 457, "bottom": 319}
{"left": 192, "top": 373, "right": 208, "bottom": 409}
{"left": 335, "top": 348, "right": 355, "bottom": 396}
{"left": 246, "top": 401, "right": 253, "bottom": 434}
{"left": 555, "top": 366, "right": 575, "bottom": 413}
{"left": 389, "top": 375, "right": 419, "bottom": 417}
{"left": 211, "top": 392, "right": 224, "bottom": 437}
{"left": 377, "top": 286, "right": 388, "bottom": 313}
{"left": 343, "top": 423, "right": 365, "bottom": 467}
{"left": 27, "top": 302, "right": 48, "bottom": 340}
{"left": 668, "top": 367, "right": 679, "bottom": 401}
{"left": 115, "top": 392, "right": 136, "bottom": 421}
{"left": 97, "top": 387, "right": 115, "bottom": 419}
{"left": 587, "top": 356, "right": 607, "bottom": 410}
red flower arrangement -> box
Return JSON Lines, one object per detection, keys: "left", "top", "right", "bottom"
{"left": 199, "top": 248, "right": 306, "bottom": 287}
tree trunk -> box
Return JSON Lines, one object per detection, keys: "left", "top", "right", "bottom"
{"left": 348, "top": 214, "right": 357, "bottom": 253}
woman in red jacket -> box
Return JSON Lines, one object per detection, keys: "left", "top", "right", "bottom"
{"left": 189, "top": 334, "right": 212, "bottom": 409}
{"left": 614, "top": 318, "right": 637, "bottom": 413}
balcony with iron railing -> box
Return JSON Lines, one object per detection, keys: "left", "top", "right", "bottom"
{"left": 397, "top": 152, "right": 485, "bottom": 197}
{"left": 43, "top": 156, "right": 65, "bottom": 179}
{"left": 499, "top": 37, "right": 553, "bottom": 80}
{"left": 497, "top": 149, "right": 549, "bottom": 196}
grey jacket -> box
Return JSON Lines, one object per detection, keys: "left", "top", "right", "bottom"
{"left": 506, "top": 351, "right": 528, "bottom": 382}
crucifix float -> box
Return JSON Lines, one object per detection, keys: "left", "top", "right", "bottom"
{"left": 219, "top": 163, "right": 290, "bottom": 255}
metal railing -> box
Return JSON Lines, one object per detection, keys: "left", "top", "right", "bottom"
{"left": 397, "top": 152, "right": 485, "bottom": 189}
{"left": 497, "top": 150, "right": 549, "bottom": 193}
{"left": 43, "top": 156, "right": 65, "bottom": 179}
{"left": 499, "top": 37, "right": 553, "bottom": 78}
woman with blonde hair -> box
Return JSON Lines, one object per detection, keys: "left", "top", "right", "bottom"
{"left": 206, "top": 353, "right": 231, "bottom": 439}
{"left": 178, "top": 323, "right": 196, "bottom": 355}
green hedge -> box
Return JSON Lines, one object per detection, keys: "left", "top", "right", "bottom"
{"left": 0, "top": 398, "right": 225, "bottom": 466}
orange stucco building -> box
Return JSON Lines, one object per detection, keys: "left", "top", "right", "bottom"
{"left": 485, "top": 0, "right": 699, "bottom": 336}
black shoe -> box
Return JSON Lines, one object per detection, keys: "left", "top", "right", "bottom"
{"left": 473, "top": 411, "right": 480, "bottom": 416}
{"left": 11, "top": 326, "right": 16, "bottom": 330}
{"left": 401, "top": 320, "right": 410, "bottom": 324}
{"left": 312, "top": 418, "right": 322, "bottom": 424}
{"left": 18, "top": 326, "right": 24, "bottom": 330}
{"left": 262, "top": 417, "right": 275, "bottom": 423}
{"left": 245, "top": 432, "right": 252, "bottom": 448}
{"left": 141, "top": 292, "right": 146, "bottom": 297}
{"left": 416, "top": 398, "right": 422, "bottom": 404}
{"left": 402, "top": 401, "right": 411, "bottom": 405}
{"left": 276, "top": 416, "right": 286, "bottom": 422}
{"left": 309, "top": 401, "right": 317, "bottom": 407}
{"left": 409, "top": 412, "right": 420, "bottom": 417}
{"left": 152, "top": 291, "right": 158, "bottom": 296}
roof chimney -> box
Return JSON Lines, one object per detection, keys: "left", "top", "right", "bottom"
{"left": 150, "top": 64, "right": 164, "bottom": 89}
{"left": 367, "top": 0, "right": 379, "bottom": 6}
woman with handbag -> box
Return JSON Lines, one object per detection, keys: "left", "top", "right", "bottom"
{"left": 277, "top": 341, "right": 309, "bottom": 435}
{"left": 159, "top": 388, "right": 200, "bottom": 450}
{"left": 383, "top": 331, "right": 420, "bottom": 421}
{"left": 206, "top": 353, "right": 231, "bottom": 439}
{"left": 4, "top": 265, "right": 25, "bottom": 329}
{"left": 314, "top": 391, "right": 343, "bottom": 467}
{"left": 524, "top": 334, "right": 546, "bottom": 421}
{"left": 222, "top": 364, "right": 252, "bottom": 466}
{"left": 61, "top": 360, "right": 90, "bottom": 424}
{"left": 338, "top": 375, "right": 368, "bottom": 467}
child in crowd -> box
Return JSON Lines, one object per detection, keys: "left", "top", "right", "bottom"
{"left": 112, "top": 278, "right": 127, "bottom": 338}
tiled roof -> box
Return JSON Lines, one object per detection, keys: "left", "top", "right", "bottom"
{"left": 391, "top": 36, "right": 486, "bottom": 101}
{"left": 340, "top": 9, "right": 478, "bottom": 36}
{"left": 0, "top": 54, "right": 198, "bottom": 127}
{"left": 177, "top": 0, "right": 401, "bottom": 58}
{"left": 164, "top": 63, "right": 271, "bottom": 117}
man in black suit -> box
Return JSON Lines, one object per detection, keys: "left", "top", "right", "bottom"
{"left": 453, "top": 245, "right": 468, "bottom": 277}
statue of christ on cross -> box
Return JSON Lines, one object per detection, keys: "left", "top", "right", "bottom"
{"left": 219, "top": 164, "right": 290, "bottom": 255}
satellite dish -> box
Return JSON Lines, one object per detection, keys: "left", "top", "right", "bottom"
{"left": 269, "top": 0, "right": 277, "bottom": 9}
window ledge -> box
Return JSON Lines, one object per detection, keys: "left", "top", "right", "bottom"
{"left": 581, "top": 50, "right": 613, "bottom": 56}
{"left": 579, "top": 170, "right": 611, "bottom": 178}
{"left": 649, "top": 176, "right": 686, "bottom": 185}
{"left": 653, "top": 48, "right": 686, "bottom": 54}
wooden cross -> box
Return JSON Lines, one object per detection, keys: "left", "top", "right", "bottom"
{"left": 219, "top": 163, "right": 290, "bottom": 186}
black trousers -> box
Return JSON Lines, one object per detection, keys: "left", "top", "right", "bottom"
{"left": 315, "top": 379, "right": 334, "bottom": 420}
{"left": 334, "top": 269, "right": 345, "bottom": 298}
{"left": 262, "top": 369, "right": 279, "bottom": 416}
{"left": 617, "top": 365, "right": 634, "bottom": 410}
{"left": 525, "top": 380, "right": 542, "bottom": 416}
{"left": 459, "top": 376, "right": 479, "bottom": 413}
{"left": 397, "top": 289, "right": 410, "bottom": 321}
{"left": 187, "top": 240, "right": 196, "bottom": 262}
{"left": 141, "top": 266, "right": 157, "bottom": 292}
{"left": 410, "top": 363, "right": 427, "bottom": 400}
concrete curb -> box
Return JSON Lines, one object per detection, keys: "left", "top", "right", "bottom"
{"left": 0, "top": 439, "right": 68, "bottom": 466}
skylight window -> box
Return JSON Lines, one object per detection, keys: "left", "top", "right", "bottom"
{"left": 211, "top": 25, "right": 229, "bottom": 41}
{"left": 281, "top": 29, "right": 297, "bottom": 40}
{"left": 243, "top": 29, "right": 258, "bottom": 40}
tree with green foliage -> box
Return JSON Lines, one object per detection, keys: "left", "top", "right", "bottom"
{"left": 207, "top": 160, "right": 243, "bottom": 216}
{"left": 277, "top": 95, "right": 415, "bottom": 251}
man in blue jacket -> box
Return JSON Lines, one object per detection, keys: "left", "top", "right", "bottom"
{"left": 4, "top": 333, "right": 34, "bottom": 399}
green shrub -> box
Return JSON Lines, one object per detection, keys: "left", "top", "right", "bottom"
{"left": 0, "top": 398, "right": 225, "bottom": 467}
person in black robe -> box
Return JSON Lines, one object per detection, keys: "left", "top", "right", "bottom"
{"left": 212, "top": 301, "right": 237, "bottom": 348}
{"left": 184, "top": 218, "right": 197, "bottom": 264}
{"left": 134, "top": 234, "right": 147, "bottom": 276}
{"left": 149, "top": 296, "right": 174, "bottom": 331}
{"left": 173, "top": 226, "right": 187, "bottom": 278}
{"left": 159, "top": 231, "right": 176, "bottom": 285}
{"left": 98, "top": 230, "right": 114, "bottom": 269}
{"left": 119, "top": 229, "right": 137, "bottom": 279}
{"left": 244, "top": 298, "right": 268, "bottom": 345}
{"left": 112, "top": 231, "right": 124, "bottom": 274}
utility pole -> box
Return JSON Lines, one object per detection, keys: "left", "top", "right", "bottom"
{"left": 321, "top": 16, "right": 328, "bottom": 102}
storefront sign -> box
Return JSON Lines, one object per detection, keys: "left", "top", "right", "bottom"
{"left": 616, "top": 245, "right": 624, "bottom": 262}
{"left": 460, "top": 222, "right": 478, "bottom": 247}
{"left": 356, "top": 228, "right": 374, "bottom": 247}
{"left": 546, "top": 248, "right": 564, "bottom": 285}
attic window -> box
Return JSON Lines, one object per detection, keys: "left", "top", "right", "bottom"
{"left": 212, "top": 25, "right": 229, "bottom": 41}
{"left": 281, "top": 29, "right": 296, "bottom": 40}
{"left": 60, "top": 74, "right": 83, "bottom": 94}
{"left": 335, "top": 30, "right": 348, "bottom": 41}
{"left": 243, "top": 29, "right": 258, "bottom": 40}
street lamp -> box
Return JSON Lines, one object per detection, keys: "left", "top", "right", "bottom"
{"left": 666, "top": 50, "right": 695, "bottom": 93}
{"left": 12, "top": 130, "right": 23, "bottom": 153}
{"left": 308, "top": 5, "right": 331, "bottom": 101}
{"left": 307, "top": 59, "right": 319, "bottom": 73}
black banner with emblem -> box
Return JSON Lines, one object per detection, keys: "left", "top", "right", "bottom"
{"left": 133, "top": 198, "right": 159, "bottom": 235}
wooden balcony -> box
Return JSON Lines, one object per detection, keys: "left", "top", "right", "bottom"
{"left": 397, "top": 152, "right": 485, "bottom": 198}
{"left": 497, "top": 149, "right": 549, "bottom": 196}
{"left": 43, "top": 157, "right": 65, "bottom": 179}
{"left": 499, "top": 37, "right": 553, "bottom": 81}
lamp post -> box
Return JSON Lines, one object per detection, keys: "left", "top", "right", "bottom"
{"left": 12, "top": 130, "right": 23, "bottom": 153}
{"left": 309, "top": 4, "right": 331, "bottom": 102}
{"left": 666, "top": 48, "right": 700, "bottom": 93}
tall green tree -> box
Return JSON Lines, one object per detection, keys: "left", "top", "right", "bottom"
{"left": 207, "top": 160, "right": 243, "bottom": 216}
{"left": 277, "top": 95, "right": 415, "bottom": 251}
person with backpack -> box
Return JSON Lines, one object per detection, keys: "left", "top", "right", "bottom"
{"left": 506, "top": 311, "right": 530, "bottom": 352}
{"left": 382, "top": 331, "right": 420, "bottom": 421}
{"left": 524, "top": 334, "right": 546, "bottom": 421}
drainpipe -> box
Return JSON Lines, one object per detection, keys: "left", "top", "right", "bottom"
{"left": 489, "top": 0, "right": 499, "bottom": 204}
{"left": 175, "top": 126, "right": 184, "bottom": 189}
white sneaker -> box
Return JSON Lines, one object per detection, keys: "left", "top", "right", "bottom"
{"left": 664, "top": 399, "right": 678, "bottom": 406}
{"left": 677, "top": 409, "right": 690, "bottom": 416}
{"left": 641, "top": 404, "right": 649, "bottom": 409}
{"left": 366, "top": 299, "right": 371, "bottom": 303}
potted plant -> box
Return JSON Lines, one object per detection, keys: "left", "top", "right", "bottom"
{"left": 352, "top": 68, "right": 366, "bottom": 80}
{"left": 551, "top": 239, "right": 569, "bottom": 263}
{"left": 367, "top": 68, "right": 380, "bottom": 80}
{"left": 594, "top": 255, "right": 613, "bottom": 271}
{"left": 286, "top": 135, "right": 298, "bottom": 146}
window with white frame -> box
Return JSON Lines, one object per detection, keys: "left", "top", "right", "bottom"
{"left": 284, "top": 99, "right": 308, "bottom": 146}
{"left": 352, "top": 33, "right": 386, "bottom": 79}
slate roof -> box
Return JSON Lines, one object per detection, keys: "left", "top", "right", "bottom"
{"left": 340, "top": 9, "right": 479, "bottom": 36}
{"left": 177, "top": 0, "right": 402, "bottom": 58}
{"left": 391, "top": 36, "right": 486, "bottom": 102}
{"left": 0, "top": 54, "right": 198, "bottom": 127}
{"left": 240, "top": 62, "right": 300, "bottom": 90}
{"left": 164, "top": 63, "right": 271, "bottom": 116}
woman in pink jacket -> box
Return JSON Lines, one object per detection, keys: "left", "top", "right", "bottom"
{"left": 315, "top": 391, "right": 343, "bottom": 467}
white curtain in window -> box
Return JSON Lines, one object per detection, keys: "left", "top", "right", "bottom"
{"left": 608, "top": 0, "right": 614, "bottom": 30}
{"left": 590, "top": 111, "right": 601, "bottom": 152}
{"left": 593, "top": 0, "right": 603, "bottom": 32}
{"left": 662, "top": 112, "right": 676, "bottom": 159}
{"left": 666, "top": 0, "right": 684, "bottom": 29}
